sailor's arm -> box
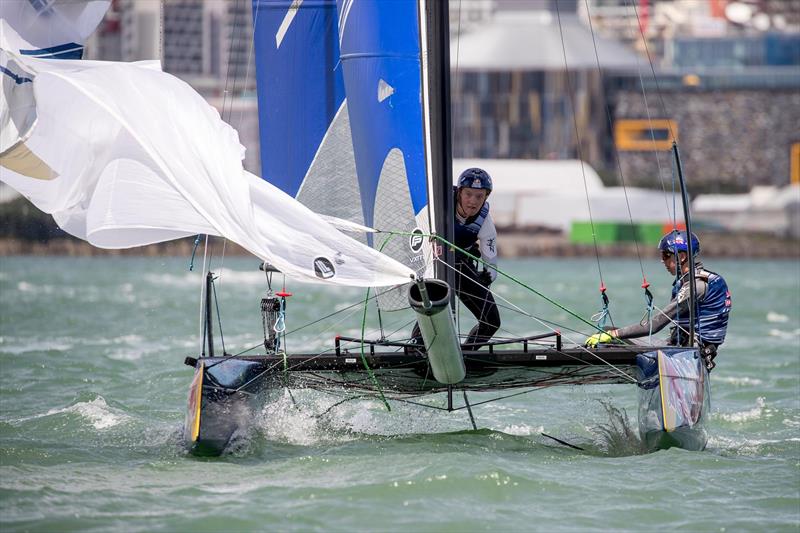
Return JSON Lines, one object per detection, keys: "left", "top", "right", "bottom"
{"left": 609, "top": 278, "right": 708, "bottom": 340}
{"left": 477, "top": 213, "right": 498, "bottom": 281}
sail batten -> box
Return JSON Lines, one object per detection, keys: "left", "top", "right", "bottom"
{"left": 252, "top": 0, "right": 436, "bottom": 305}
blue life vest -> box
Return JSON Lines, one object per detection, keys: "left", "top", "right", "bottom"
{"left": 454, "top": 200, "right": 489, "bottom": 258}
{"left": 671, "top": 268, "right": 731, "bottom": 346}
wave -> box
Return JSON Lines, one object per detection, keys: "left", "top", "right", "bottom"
{"left": 714, "top": 376, "right": 764, "bottom": 386}
{"left": 0, "top": 337, "right": 75, "bottom": 355}
{"left": 15, "top": 396, "right": 128, "bottom": 430}
{"left": 768, "top": 328, "right": 800, "bottom": 339}
{"left": 766, "top": 311, "right": 790, "bottom": 323}
{"left": 717, "top": 396, "right": 768, "bottom": 423}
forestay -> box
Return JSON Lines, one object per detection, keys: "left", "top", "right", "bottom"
{"left": 0, "top": 43, "right": 413, "bottom": 287}
{"left": 251, "top": 0, "right": 436, "bottom": 307}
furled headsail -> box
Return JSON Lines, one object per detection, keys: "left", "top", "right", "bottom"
{"left": 251, "top": 0, "right": 436, "bottom": 307}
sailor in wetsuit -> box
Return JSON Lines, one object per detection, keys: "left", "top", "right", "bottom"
{"left": 586, "top": 230, "right": 731, "bottom": 370}
{"left": 452, "top": 167, "right": 501, "bottom": 349}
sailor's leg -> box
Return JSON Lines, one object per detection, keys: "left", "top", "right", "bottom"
{"left": 456, "top": 265, "right": 500, "bottom": 349}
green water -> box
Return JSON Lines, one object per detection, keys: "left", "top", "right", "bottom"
{"left": 1, "top": 256, "right": 798, "bottom": 532}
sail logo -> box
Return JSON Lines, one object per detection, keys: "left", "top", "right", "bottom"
{"left": 409, "top": 229, "right": 424, "bottom": 253}
{"left": 313, "top": 257, "right": 336, "bottom": 279}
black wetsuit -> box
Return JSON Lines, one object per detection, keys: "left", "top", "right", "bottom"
{"left": 411, "top": 196, "right": 501, "bottom": 350}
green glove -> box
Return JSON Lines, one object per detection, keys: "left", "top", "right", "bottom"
{"left": 585, "top": 332, "right": 614, "bottom": 347}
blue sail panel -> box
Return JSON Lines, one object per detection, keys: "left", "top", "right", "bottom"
{"left": 336, "top": 0, "right": 428, "bottom": 228}
{"left": 251, "top": 0, "right": 346, "bottom": 197}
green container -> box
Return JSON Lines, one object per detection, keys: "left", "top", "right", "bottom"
{"left": 636, "top": 223, "right": 665, "bottom": 246}
{"left": 570, "top": 221, "right": 666, "bottom": 245}
{"left": 570, "top": 221, "right": 619, "bottom": 244}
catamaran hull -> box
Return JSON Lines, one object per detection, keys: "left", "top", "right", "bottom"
{"left": 183, "top": 345, "right": 709, "bottom": 456}
{"left": 636, "top": 348, "right": 710, "bottom": 452}
{"left": 184, "top": 358, "right": 273, "bottom": 456}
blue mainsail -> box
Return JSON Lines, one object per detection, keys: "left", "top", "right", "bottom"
{"left": 251, "top": 1, "right": 432, "bottom": 292}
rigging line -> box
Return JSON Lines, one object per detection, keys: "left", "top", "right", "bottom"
{"left": 625, "top": 0, "right": 673, "bottom": 219}
{"left": 378, "top": 228, "right": 596, "bottom": 331}
{"left": 220, "top": 0, "right": 241, "bottom": 123}
{"left": 207, "top": 290, "right": 385, "bottom": 366}
{"left": 198, "top": 234, "right": 211, "bottom": 353}
{"left": 429, "top": 236, "right": 600, "bottom": 332}
{"left": 211, "top": 276, "right": 227, "bottom": 355}
{"left": 435, "top": 258, "right": 595, "bottom": 337}
{"left": 452, "top": 0, "right": 463, "bottom": 151}
{"left": 629, "top": 1, "right": 675, "bottom": 143}
{"left": 582, "top": 0, "right": 646, "bottom": 282}
{"left": 435, "top": 259, "right": 546, "bottom": 342}
{"left": 433, "top": 259, "right": 636, "bottom": 382}
{"left": 554, "top": 1, "right": 606, "bottom": 293}
{"left": 235, "top": 0, "right": 261, "bottom": 129}
{"left": 358, "top": 285, "right": 391, "bottom": 411}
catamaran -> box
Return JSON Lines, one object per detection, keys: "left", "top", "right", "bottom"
{"left": 0, "top": 0, "right": 710, "bottom": 457}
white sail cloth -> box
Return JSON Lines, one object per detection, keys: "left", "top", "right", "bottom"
{"left": 0, "top": 0, "right": 110, "bottom": 57}
{"left": 0, "top": 52, "right": 415, "bottom": 287}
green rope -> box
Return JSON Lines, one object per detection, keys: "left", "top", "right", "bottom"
{"left": 358, "top": 285, "right": 390, "bottom": 411}
{"left": 355, "top": 233, "right": 397, "bottom": 412}
{"left": 376, "top": 229, "right": 610, "bottom": 336}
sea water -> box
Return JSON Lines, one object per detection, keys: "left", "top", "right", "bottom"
{"left": 0, "top": 256, "right": 798, "bottom": 532}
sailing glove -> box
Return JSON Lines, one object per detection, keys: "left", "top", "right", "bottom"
{"left": 585, "top": 332, "right": 614, "bottom": 347}
{"left": 477, "top": 269, "right": 493, "bottom": 287}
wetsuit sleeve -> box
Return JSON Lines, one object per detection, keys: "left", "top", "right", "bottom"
{"left": 614, "top": 278, "right": 708, "bottom": 340}
{"left": 477, "top": 212, "right": 498, "bottom": 281}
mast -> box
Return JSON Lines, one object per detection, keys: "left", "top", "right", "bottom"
{"left": 672, "top": 142, "right": 697, "bottom": 347}
{"left": 424, "top": 0, "right": 455, "bottom": 290}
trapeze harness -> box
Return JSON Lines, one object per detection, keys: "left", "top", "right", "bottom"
{"left": 670, "top": 267, "right": 731, "bottom": 369}
{"left": 453, "top": 202, "right": 490, "bottom": 264}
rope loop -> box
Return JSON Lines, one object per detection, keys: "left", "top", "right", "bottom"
{"left": 274, "top": 298, "right": 286, "bottom": 334}
{"left": 188, "top": 235, "right": 202, "bottom": 271}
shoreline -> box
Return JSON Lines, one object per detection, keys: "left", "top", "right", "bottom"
{"left": 1, "top": 232, "right": 797, "bottom": 259}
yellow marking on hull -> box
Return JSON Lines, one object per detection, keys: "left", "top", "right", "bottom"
{"left": 187, "top": 361, "right": 204, "bottom": 442}
{"left": 657, "top": 350, "right": 676, "bottom": 432}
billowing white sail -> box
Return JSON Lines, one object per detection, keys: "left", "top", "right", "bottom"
{"left": 0, "top": 0, "right": 110, "bottom": 58}
{"left": 0, "top": 51, "right": 414, "bottom": 287}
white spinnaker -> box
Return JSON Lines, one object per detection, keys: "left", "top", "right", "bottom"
{"left": 0, "top": 53, "right": 414, "bottom": 287}
{"left": 0, "top": 1, "right": 110, "bottom": 56}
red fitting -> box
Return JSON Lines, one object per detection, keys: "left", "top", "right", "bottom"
{"left": 641, "top": 278, "right": 650, "bottom": 289}
{"left": 599, "top": 283, "right": 607, "bottom": 293}
{"left": 276, "top": 291, "right": 292, "bottom": 298}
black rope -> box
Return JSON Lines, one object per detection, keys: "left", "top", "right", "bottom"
{"left": 541, "top": 432, "right": 585, "bottom": 451}
{"left": 463, "top": 390, "right": 477, "bottom": 430}
{"left": 582, "top": 0, "right": 648, "bottom": 286}
{"left": 554, "top": 1, "right": 607, "bottom": 299}
{"left": 211, "top": 275, "right": 227, "bottom": 356}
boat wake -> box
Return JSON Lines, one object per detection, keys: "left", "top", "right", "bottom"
{"left": 587, "top": 400, "right": 647, "bottom": 456}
